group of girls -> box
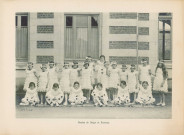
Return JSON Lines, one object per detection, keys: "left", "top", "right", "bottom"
{"left": 20, "top": 55, "right": 168, "bottom": 107}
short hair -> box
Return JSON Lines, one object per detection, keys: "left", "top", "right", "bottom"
{"left": 131, "top": 64, "right": 136, "bottom": 67}
{"left": 27, "top": 62, "right": 33, "bottom": 65}
{"left": 100, "top": 55, "right": 105, "bottom": 60}
{"left": 96, "top": 83, "right": 103, "bottom": 88}
{"left": 29, "top": 82, "right": 36, "bottom": 88}
{"left": 53, "top": 83, "right": 59, "bottom": 88}
{"left": 142, "top": 81, "right": 149, "bottom": 86}
{"left": 73, "top": 81, "right": 80, "bottom": 86}
{"left": 120, "top": 81, "right": 127, "bottom": 86}
{"left": 49, "top": 61, "right": 54, "bottom": 64}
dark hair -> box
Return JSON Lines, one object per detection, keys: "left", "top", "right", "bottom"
{"left": 28, "top": 62, "right": 33, "bottom": 65}
{"left": 83, "top": 62, "right": 89, "bottom": 66}
{"left": 87, "top": 56, "right": 92, "bottom": 58}
{"left": 100, "top": 55, "right": 105, "bottom": 60}
{"left": 142, "top": 81, "right": 149, "bottom": 86}
{"left": 96, "top": 83, "right": 103, "bottom": 88}
{"left": 131, "top": 64, "right": 136, "bottom": 68}
{"left": 73, "top": 81, "right": 80, "bottom": 86}
{"left": 53, "top": 83, "right": 59, "bottom": 88}
{"left": 155, "top": 62, "right": 168, "bottom": 79}
{"left": 120, "top": 81, "right": 127, "bottom": 86}
{"left": 49, "top": 61, "right": 54, "bottom": 64}
{"left": 29, "top": 82, "right": 36, "bottom": 88}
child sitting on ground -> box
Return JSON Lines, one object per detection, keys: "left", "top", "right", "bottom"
{"left": 69, "top": 82, "right": 86, "bottom": 105}
{"left": 20, "top": 82, "right": 39, "bottom": 106}
{"left": 91, "top": 83, "right": 108, "bottom": 107}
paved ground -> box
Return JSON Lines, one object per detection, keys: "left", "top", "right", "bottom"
{"left": 16, "top": 93, "right": 172, "bottom": 119}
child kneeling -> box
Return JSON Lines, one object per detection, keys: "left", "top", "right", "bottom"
{"left": 114, "top": 81, "right": 130, "bottom": 105}
{"left": 20, "top": 82, "right": 39, "bottom": 106}
{"left": 91, "top": 83, "right": 108, "bottom": 107}
{"left": 46, "top": 83, "right": 64, "bottom": 107}
{"left": 69, "top": 82, "right": 87, "bottom": 105}
{"left": 136, "top": 81, "right": 155, "bottom": 105}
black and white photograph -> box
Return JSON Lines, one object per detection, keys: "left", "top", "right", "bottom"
{"left": 15, "top": 12, "right": 172, "bottom": 119}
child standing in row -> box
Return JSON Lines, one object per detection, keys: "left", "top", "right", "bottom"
{"left": 20, "top": 82, "right": 39, "bottom": 106}
{"left": 128, "top": 64, "right": 139, "bottom": 103}
{"left": 119, "top": 64, "right": 128, "bottom": 83}
{"left": 23, "top": 62, "right": 38, "bottom": 91}
{"left": 70, "top": 61, "right": 80, "bottom": 87}
{"left": 37, "top": 64, "right": 49, "bottom": 105}
{"left": 59, "top": 62, "right": 71, "bottom": 106}
{"left": 153, "top": 60, "right": 168, "bottom": 106}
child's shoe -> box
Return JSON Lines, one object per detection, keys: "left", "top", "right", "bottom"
{"left": 161, "top": 103, "right": 166, "bottom": 106}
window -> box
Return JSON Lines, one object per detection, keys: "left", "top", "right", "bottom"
{"left": 158, "top": 13, "right": 172, "bottom": 60}
{"left": 66, "top": 16, "right": 73, "bottom": 27}
{"left": 16, "top": 13, "right": 28, "bottom": 62}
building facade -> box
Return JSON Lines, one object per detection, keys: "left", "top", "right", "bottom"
{"left": 16, "top": 12, "right": 172, "bottom": 90}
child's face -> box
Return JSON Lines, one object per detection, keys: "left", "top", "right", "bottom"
{"left": 84, "top": 64, "right": 89, "bottom": 69}
{"left": 64, "top": 65, "right": 69, "bottom": 69}
{"left": 130, "top": 67, "right": 135, "bottom": 72}
{"left": 97, "top": 85, "right": 102, "bottom": 91}
{"left": 87, "top": 59, "right": 92, "bottom": 63}
{"left": 28, "top": 65, "right": 33, "bottom": 70}
{"left": 112, "top": 64, "right": 117, "bottom": 69}
{"left": 49, "top": 63, "right": 54, "bottom": 68}
{"left": 74, "top": 84, "right": 79, "bottom": 89}
{"left": 120, "top": 83, "right": 126, "bottom": 88}
{"left": 158, "top": 63, "right": 162, "bottom": 68}
{"left": 142, "top": 83, "right": 148, "bottom": 89}
{"left": 73, "top": 65, "right": 78, "bottom": 69}
{"left": 29, "top": 84, "right": 35, "bottom": 90}
{"left": 122, "top": 67, "right": 126, "bottom": 71}
{"left": 41, "top": 67, "right": 47, "bottom": 72}
{"left": 53, "top": 87, "right": 59, "bottom": 91}
{"left": 142, "top": 62, "right": 147, "bottom": 66}
{"left": 100, "top": 57, "right": 105, "bottom": 62}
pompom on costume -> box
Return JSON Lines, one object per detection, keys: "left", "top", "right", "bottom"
{"left": 20, "top": 87, "right": 39, "bottom": 106}
{"left": 69, "top": 87, "right": 86, "bottom": 105}
{"left": 45, "top": 88, "right": 64, "bottom": 107}
{"left": 114, "top": 86, "right": 130, "bottom": 105}
{"left": 136, "top": 86, "right": 155, "bottom": 105}
{"left": 91, "top": 88, "right": 108, "bottom": 106}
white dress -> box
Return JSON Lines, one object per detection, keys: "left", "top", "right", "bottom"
{"left": 136, "top": 87, "right": 155, "bottom": 104}
{"left": 20, "top": 88, "right": 39, "bottom": 104}
{"left": 108, "top": 68, "right": 120, "bottom": 88}
{"left": 119, "top": 71, "right": 128, "bottom": 82}
{"left": 81, "top": 68, "right": 93, "bottom": 90}
{"left": 48, "top": 67, "right": 59, "bottom": 90}
{"left": 37, "top": 71, "right": 48, "bottom": 92}
{"left": 96, "top": 65, "right": 109, "bottom": 89}
{"left": 46, "top": 89, "right": 64, "bottom": 105}
{"left": 91, "top": 88, "right": 108, "bottom": 104}
{"left": 89, "top": 62, "right": 95, "bottom": 85}
{"left": 60, "top": 69, "right": 71, "bottom": 93}
{"left": 114, "top": 86, "right": 130, "bottom": 104}
{"left": 69, "top": 87, "right": 86, "bottom": 104}
{"left": 70, "top": 68, "right": 80, "bottom": 87}
{"left": 128, "top": 71, "right": 139, "bottom": 93}
{"left": 139, "top": 65, "right": 151, "bottom": 86}
{"left": 153, "top": 68, "right": 168, "bottom": 92}
{"left": 23, "top": 69, "right": 38, "bottom": 91}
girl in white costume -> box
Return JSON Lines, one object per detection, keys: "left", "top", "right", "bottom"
{"left": 23, "top": 62, "right": 38, "bottom": 91}
{"left": 47, "top": 61, "right": 59, "bottom": 90}
{"left": 136, "top": 81, "right": 155, "bottom": 105}
{"left": 37, "top": 64, "right": 49, "bottom": 105}
{"left": 80, "top": 61, "right": 93, "bottom": 103}
{"left": 114, "top": 81, "right": 130, "bottom": 105}
{"left": 59, "top": 62, "right": 71, "bottom": 105}
{"left": 138, "top": 59, "right": 152, "bottom": 87}
{"left": 153, "top": 60, "right": 168, "bottom": 106}
{"left": 91, "top": 83, "right": 108, "bottom": 107}
{"left": 107, "top": 61, "right": 120, "bottom": 101}
{"left": 20, "top": 82, "right": 39, "bottom": 106}
{"left": 119, "top": 64, "right": 128, "bottom": 83}
{"left": 46, "top": 83, "right": 64, "bottom": 107}
{"left": 128, "top": 64, "right": 139, "bottom": 103}
{"left": 86, "top": 56, "right": 96, "bottom": 86}
{"left": 70, "top": 61, "right": 80, "bottom": 87}
{"left": 69, "top": 82, "right": 86, "bottom": 105}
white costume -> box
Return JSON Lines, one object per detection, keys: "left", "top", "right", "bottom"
{"left": 60, "top": 68, "right": 71, "bottom": 93}
{"left": 20, "top": 87, "right": 39, "bottom": 105}
{"left": 96, "top": 65, "right": 109, "bottom": 89}
{"left": 119, "top": 70, "right": 128, "bottom": 82}
{"left": 153, "top": 68, "right": 168, "bottom": 92}
{"left": 108, "top": 68, "right": 120, "bottom": 88}
{"left": 81, "top": 68, "right": 93, "bottom": 90}
{"left": 136, "top": 86, "right": 155, "bottom": 104}
{"left": 48, "top": 67, "right": 59, "bottom": 90}
{"left": 91, "top": 88, "right": 108, "bottom": 105}
{"left": 23, "top": 69, "right": 37, "bottom": 91}
{"left": 70, "top": 68, "right": 80, "bottom": 87}
{"left": 46, "top": 89, "right": 64, "bottom": 106}
{"left": 128, "top": 71, "right": 139, "bottom": 93}
{"left": 114, "top": 86, "right": 130, "bottom": 104}
{"left": 69, "top": 87, "right": 86, "bottom": 104}
{"left": 139, "top": 65, "right": 151, "bottom": 86}
{"left": 37, "top": 71, "right": 48, "bottom": 92}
